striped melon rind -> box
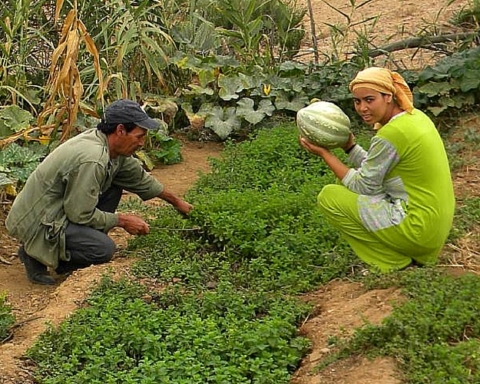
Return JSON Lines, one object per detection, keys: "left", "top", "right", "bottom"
{"left": 296, "top": 101, "right": 351, "bottom": 149}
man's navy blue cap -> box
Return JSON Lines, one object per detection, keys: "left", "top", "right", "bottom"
{"left": 103, "top": 99, "right": 159, "bottom": 130}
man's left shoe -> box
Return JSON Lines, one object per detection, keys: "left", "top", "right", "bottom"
{"left": 54, "top": 261, "right": 75, "bottom": 275}
{"left": 18, "top": 246, "right": 56, "bottom": 285}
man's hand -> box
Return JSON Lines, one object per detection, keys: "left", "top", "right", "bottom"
{"left": 117, "top": 214, "right": 150, "bottom": 235}
{"left": 175, "top": 200, "right": 193, "bottom": 216}
{"left": 158, "top": 188, "right": 193, "bottom": 216}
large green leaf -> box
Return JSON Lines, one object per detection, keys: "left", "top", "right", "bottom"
{"left": 236, "top": 98, "right": 275, "bottom": 125}
{"left": 427, "top": 105, "right": 449, "bottom": 117}
{"left": 237, "top": 71, "right": 265, "bottom": 91}
{"left": 198, "top": 69, "right": 216, "bottom": 88}
{"left": 0, "top": 173, "right": 13, "bottom": 187}
{"left": 440, "top": 93, "right": 475, "bottom": 109}
{"left": 186, "top": 84, "right": 215, "bottom": 96}
{"left": 218, "top": 74, "right": 244, "bottom": 101}
{"left": 181, "top": 102, "right": 214, "bottom": 120}
{"left": 416, "top": 81, "right": 454, "bottom": 97}
{"left": 418, "top": 66, "right": 451, "bottom": 82}
{"left": 0, "top": 105, "right": 33, "bottom": 138}
{"left": 273, "top": 76, "right": 304, "bottom": 93}
{"left": 458, "top": 70, "right": 480, "bottom": 92}
{"left": 274, "top": 91, "right": 309, "bottom": 111}
{"left": 171, "top": 13, "right": 218, "bottom": 52}
{"left": 0, "top": 121, "right": 13, "bottom": 138}
{"left": 170, "top": 52, "right": 203, "bottom": 71}
{"left": 205, "top": 106, "right": 241, "bottom": 140}
{"left": 278, "top": 60, "right": 308, "bottom": 75}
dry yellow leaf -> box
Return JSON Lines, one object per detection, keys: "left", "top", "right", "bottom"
{"left": 50, "top": 41, "right": 68, "bottom": 72}
{"left": 55, "top": 0, "right": 65, "bottom": 22}
{"left": 38, "top": 135, "right": 50, "bottom": 145}
{"left": 5, "top": 184, "right": 17, "bottom": 197}
{"left": 60, "top": 10, "right": 76, "bottom": 38}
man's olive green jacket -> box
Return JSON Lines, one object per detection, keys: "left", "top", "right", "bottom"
{"left": 6, "top": 129, "right": 163, "bottom": 268}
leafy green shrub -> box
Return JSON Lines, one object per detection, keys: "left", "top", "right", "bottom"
{"left": 144, "top": 130, "right": 183, "bottom": 165}
{"left": 178, "top": 0, "right": 306, "bottom": 63}
{"left": 172, "top": 56, "right": 363, "bottom": 141}
{"left": 413, "top": 47, "right": 480, "bottom": 117}
{"left": 187, "top": 123, "right": 359, "bottom": 286}
{"left": 0, "top": 293, "right": 15, "bottom": 342}
{"left": 132, "top": 188, "right": 356, "bottom": 293}
{"left": 188, "top": 186, "right": 355, "bottom": 292}
{"left": 0, "top": 105, "right": 35, "bottom": 138}
{"left": 0, "top": 142, "right": 48, "bottom": 187}
{"left": 129, "top": 207, "right": 218, "bottom": 287}
{"left": 189, "top": 123, "right": 336, "bottom": 194}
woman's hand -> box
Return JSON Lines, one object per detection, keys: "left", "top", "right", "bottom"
{"left": 299, "top": 137, "right": 330, "bottom": 157}
{"left": 299, "top": 136, "right": 351, "bottom": 180}
{"left": 342, "top": 133, "right": 356, "bottom": 152}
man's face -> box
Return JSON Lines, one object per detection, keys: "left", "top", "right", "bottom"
{"left": 116, "top": 126, "right": 147, "bottom": 156}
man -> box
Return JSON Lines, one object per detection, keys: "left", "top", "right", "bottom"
{"left": 6, "top": 99, "right": 193, "bottom": 285}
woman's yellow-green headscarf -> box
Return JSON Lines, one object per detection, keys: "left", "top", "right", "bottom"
{"left": 349, "top": 67, "right": 414, "bottom": 113}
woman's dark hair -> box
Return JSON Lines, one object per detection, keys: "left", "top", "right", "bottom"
{"left": 97, "top": 121, "right": 137, "bottom": 134}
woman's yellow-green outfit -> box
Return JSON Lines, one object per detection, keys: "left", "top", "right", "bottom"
{"left": 318, "top": 68, "right": 455, "bottom": 272}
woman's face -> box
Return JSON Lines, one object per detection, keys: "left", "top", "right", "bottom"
{"left": 352, "top": 87, "right": 393, "bottom": 126}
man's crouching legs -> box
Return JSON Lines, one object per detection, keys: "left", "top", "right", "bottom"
{"left": 56, "top": 223, "right": 116, "bottom": 275}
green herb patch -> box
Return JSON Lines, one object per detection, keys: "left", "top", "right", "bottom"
{"left": 130, "top": 124, "right": 358, "bottom": 293}
{"left": 0, "top": 293, "right": 15, "bottom": 342}
{"left": 190, "top": 124, "right": 335, "bottom": 194}
{"left": 27, "top": 121, "right": 480, "bottom": 383}
{"left": 27, "top": 122, "right": 356, "bottom": 382}
{"left": 449, "top": 197, "right": 480, "bottom": 241}
{"left": 28, "top": 277, "right": 310, "bottom": 383}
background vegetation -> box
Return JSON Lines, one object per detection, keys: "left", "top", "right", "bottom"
{"left": 0, "top": 0, "right": 478, "bottom": 194}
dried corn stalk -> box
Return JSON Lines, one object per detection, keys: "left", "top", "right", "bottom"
{"left": 37, "top": 0, "right": 104, "bottom": 142}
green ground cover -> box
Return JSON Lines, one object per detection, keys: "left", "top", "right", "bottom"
{"left": 24, "top": 122, "right": 480, "bottom": 383}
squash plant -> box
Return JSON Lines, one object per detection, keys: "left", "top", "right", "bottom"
{"left": 0, "top": 105, "right": 35, "bottom": 141}
{"left": 171, "top": 51, "right": 360, "bottom": 141}
{"left": 413, "top": 46, "right": 480, "bottom": 116}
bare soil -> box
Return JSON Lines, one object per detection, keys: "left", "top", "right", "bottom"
{"left": 0, "top": 1, "right": 477, "bottom": 383}
{"left": 299, "top": 0, "right": 471, "bottom": 69}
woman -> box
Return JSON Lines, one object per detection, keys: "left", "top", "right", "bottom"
{"left": 300, "top": 67, "right": 455, "bottom": 272}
